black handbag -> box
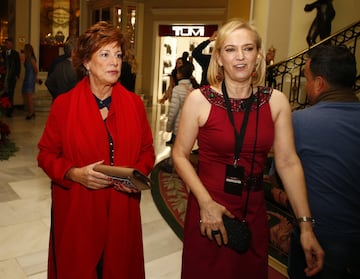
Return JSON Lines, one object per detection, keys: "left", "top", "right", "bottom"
{"left": 223, "top": 215, "right": 251, "bottom": 253}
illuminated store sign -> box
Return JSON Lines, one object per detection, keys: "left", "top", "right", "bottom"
{"left": 159, "top": 24, "right": 218, "bottom": 37}
{"left": 172, "top": 26, "right": 204, "bottom": 36}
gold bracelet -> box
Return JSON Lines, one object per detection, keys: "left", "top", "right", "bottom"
{"left": 297, "top": 216, "right": 315, "bottom": 225}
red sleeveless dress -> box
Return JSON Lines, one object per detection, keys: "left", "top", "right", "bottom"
{"left": 181, "top": 86, "right": 275, "bottom": 279}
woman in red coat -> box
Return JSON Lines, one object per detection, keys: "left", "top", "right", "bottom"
{"left": 38, "top": 21, "right": 155, "bottom": 279}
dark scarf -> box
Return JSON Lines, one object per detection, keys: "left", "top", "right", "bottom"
{"left": 313, "top": 88, "right": 359, "bottom": 104}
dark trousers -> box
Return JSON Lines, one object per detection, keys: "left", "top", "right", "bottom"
{"left": 288, "top": 227, "right": 360, "bottom": 279}
{"left": 4, "top": 77, "right": 17, "bottom": 115}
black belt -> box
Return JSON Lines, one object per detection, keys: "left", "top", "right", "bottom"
{"left": 243, "top": 173, "right": 263, "bottom": 191}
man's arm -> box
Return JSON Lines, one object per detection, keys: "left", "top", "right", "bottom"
{"left": 192, "top": 31, "right": 217, "bottom": 67}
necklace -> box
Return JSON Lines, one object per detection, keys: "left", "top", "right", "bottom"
{"left": 93, "top": 94, "right": 112, "bottom": 109}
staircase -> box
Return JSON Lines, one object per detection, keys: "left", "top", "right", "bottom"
{"left": 266, "top": 20, "right": 360, "bottom": 109}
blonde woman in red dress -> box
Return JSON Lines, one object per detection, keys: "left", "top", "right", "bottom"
{"left": 172, "top": 18, "right": 324, "bottom": 279}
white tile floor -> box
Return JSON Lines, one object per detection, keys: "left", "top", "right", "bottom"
{"left": 0, "top": 105, "right": 183, "bottom": 279}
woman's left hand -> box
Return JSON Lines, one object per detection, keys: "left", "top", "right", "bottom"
{"left": 300, "top": 225, "right": 325, "bottom": 277}
{"left": 199, "top": 200, "right": 234, "bottom": 246}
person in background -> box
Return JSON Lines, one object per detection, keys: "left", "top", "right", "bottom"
{"left": 160, "top": 63, "right": 195, "bottom": 173}
{"left": 3, "top": 38, "right": 21, "bottom": 117}
{"left": 172, "top": 18, "right": 324, "bottom": 279}
{"left": 0, "top": 46, "right": 6, "bottom": 92}
{"left": 192, "top": 31, "right": 217, "bottom": 86}
{"left": 159, "top": 51, "right": 190, "bottom": 104}
{"left": 186, "top": 55, "right": 200, "bottom": 89}
{"left": 119, "top": 39, "right": 138, "bottom": 92}
{"left": 266, "top": 46, "right": 276, "bottom": 87}
{"left": 160, "top": 51, "right": 196, "bottom": 145}
{"left": 37, "top": 21, "right": 155, "bottom": 279}
{"left": 45, "top": 36, "right": 78, "bottom": 100}
{"left": 22, "top": 43, "right": 39, "bottom": 120}
{"left": 47, "top": 36, "right": 74, "bottom": 76}
{"left": 265, "top": 46, "right": 276, "bottom": 66}
{"left": 166, "top": 63, "right": 195, "bottom": 142}
{"left": 288, "top": 45, "right": 360, "bottom": 279}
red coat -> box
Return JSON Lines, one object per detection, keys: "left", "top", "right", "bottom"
{"left": 38, "top": 77, "right": 155, "bottom": 279}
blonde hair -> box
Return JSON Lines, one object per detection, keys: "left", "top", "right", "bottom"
{"left": 207, "top": 18, "right": 266, "bottom": 87}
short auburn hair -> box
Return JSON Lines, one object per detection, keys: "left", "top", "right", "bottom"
{"left": 72, "top": 21, "right": 126, "bottom": 78}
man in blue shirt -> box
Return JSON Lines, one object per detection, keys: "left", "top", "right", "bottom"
{"left": 288, "top": 45, "right": 360, "bottom": 279}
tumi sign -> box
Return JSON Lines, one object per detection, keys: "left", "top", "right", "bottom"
{"left": 173, "top": 26, "right": 204, "bottom": 36}
{"left": 159, "top": 24, "right": 218, "bottom": 37}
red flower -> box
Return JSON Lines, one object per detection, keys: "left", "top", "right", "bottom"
{"left": 0, "top": 96, "right": 12, "bottom": 109}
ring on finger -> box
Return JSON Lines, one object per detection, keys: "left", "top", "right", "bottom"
{"left": 211, "top": 229, "right": 221, "bottom": 236}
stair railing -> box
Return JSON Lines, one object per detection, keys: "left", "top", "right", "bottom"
{"left": 266, "top": 20, "right": 360, "bottom": 109}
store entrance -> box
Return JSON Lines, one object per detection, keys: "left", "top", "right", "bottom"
{"left": 156, "top": 24, "right": 218, "bottom": 103}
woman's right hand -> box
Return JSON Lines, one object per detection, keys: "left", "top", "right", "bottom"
{"left": 65, "top": 160, "right": 112, "bottom": 190}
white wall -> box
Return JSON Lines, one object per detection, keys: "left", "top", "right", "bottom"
{"left": 252, "top": 0, "right": 293, "bottom": 62}
{"left": 332, "top": 0, "right": 360, "bottom": 32}
{"left": 252, "top": 0, "right": 267, "bottom": 46}
{"left": 254, "top": 0, "right": 360, "bottom": 63}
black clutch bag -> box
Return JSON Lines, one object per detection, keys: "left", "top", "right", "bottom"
{"left": 223, "top": 215, "right": 251, "bottom": 253}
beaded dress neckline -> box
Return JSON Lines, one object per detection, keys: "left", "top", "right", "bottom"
{"left": 200, "top": 85, "right": 272, "bottom": 112}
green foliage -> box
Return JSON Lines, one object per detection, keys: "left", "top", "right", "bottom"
{"left": 0, "top": 139, "right": 18, "bottom": 160}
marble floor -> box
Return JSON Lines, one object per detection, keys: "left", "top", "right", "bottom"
{"left": 0, "top": 104, "right": 183, "bottom": 279}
